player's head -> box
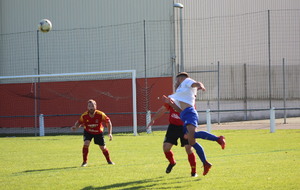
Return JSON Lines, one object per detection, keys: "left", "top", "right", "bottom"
{"left": 176, "top": 72, "right": 189, "bottom": 78}
{"left": 175, "top": 72, "right": 189, "bottom": 87}
{"left": 87, "top": 99, "right": 97, "bottom": 114}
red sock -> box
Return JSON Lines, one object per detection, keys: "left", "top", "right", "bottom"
{"left": 102, "top": 149, "right": 111, "bottom": 162}
{"left": 164, "top": 151, "right": 176, "bottom": 164}
{"left": 188, "top": 153, "right": 197, "bottom": 174}
{"left": 82, "top": 145, "right": 89, "bottom": 163}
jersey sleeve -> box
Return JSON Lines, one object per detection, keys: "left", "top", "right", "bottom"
{"left": 184, "top": 78, "right": 196, "bottom": 87}
{"left": 78, "top": 113, "right": 86, "bottom": 124}
{"left": 101, "top": 112, "right": 110, "bottom": 123}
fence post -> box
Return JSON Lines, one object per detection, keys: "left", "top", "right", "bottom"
{"left": 206, "top": 109, "right": 211, "bottom": 132}
{"left": 268, "top": 10, "right": 272, "bottom": 109}
{"left": 282, "top": 58, "right": 287, "bottom": 124}
{"left": 243, "top": 63, "right": 248, "bottom": 120}
{"left": 146, "top": 110, "right": 152, "bottom": 134}
{"left": 39, "top": 114, "right": 45, "bottom": 136}
{"left": 217, "top": 61, "right": 220, "bottom": 125}
{"left": 270, "top": 107, "right": 276, "bottom": 133}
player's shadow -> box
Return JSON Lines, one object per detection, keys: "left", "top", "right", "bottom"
{"left": 20, "top": 166, "right": 77, "bottom": 173}
{"left": 81, "top": 177, "right": 161, "bottom": 190}
{"left": 81, "top": 176, "right": 200, "bottom": 190}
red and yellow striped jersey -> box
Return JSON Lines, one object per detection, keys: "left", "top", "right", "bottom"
{"left": 78, "top": 110, "right": 110, "bottom": 134}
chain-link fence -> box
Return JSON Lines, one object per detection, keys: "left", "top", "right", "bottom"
{"left": 1, "top": 10, "right": 299, "bottom": 135}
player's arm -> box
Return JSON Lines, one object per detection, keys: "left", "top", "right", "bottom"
{"left": 192, "top": 81, "right": 206, "bottom": 91}
{"left": 71, "top": 121, "right": 82, "bottom": 131}
{"left": 162, "top": 95, "right": 182, "bottom": 113}
{"left": 105, "top": 120, "right": 113, "bottom": 141}
{"left": 146, "top": 105, "right": 168, "bottom": 129}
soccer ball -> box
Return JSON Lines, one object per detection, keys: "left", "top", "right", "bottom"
{"left": 38, "top": 19, "right": 52, "bottom": 33}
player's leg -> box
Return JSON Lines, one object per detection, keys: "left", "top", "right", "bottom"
{"left": 164, "top": 124, "right": 178, "bottom": 173}
{"left": 99, "top": 145, "right": 114, "bottom": 164}
{"left": 82, "top": 140, "right": 90, "bottom": 167}
{"left": 163, "top": 142, "right": 174, "bottom": 158}
{"left": 186, "top": 124, "right": 205, "bottom": 163}
{"left": 82, "top": 131, "right": 92, "bottom": 167}
{"left": 96, "top": 134, "right": 114, "bottom": 165}
{"left": 185, "top": 144, "right": 197, "bottom": 177}
{"left": 186, "top": 124, "right": 212, "bottom": 176}
{"left": 181, "top": 107, "right": 212, "bottom": 175}
{"left": 180, "top": 125, "right": 197, "bottom": 177}
{"left": 163, "top": 142, "right": 175, "bottom": 165}
{"left": 194, "top": 131, "right": 226, "bottom": 150}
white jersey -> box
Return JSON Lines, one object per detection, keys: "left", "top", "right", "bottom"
{"left": 169, "top": 78, "right": 197, "bottom": 109}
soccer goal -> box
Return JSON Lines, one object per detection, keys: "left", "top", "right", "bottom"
{"left": 0, "top": 70, "right": 138, "bottom": 136}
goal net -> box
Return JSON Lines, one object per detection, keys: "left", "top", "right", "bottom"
{"left": 0, "top": 70, "right": 138, "bottom": 136}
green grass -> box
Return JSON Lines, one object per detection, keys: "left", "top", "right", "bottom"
{"left": 1, "top": 130, "right": 300, "bottom": 190}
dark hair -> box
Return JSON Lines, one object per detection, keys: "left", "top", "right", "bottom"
{"left": 176, "top": 72, "right": 189, "bottom": 78}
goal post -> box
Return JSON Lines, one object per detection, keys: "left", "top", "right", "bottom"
{"left": 0, "top": 70, "right": 138, "bottom": 136}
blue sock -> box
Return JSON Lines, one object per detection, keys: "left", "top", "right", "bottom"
{"left": 194, "top": 131, "right": 218, "bottom": 141}
{"left": 192, "top": 142, "right": 207, "bottom": 164}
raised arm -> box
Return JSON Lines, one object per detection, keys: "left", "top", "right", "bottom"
{"left": 192, "top": 81, "right": 206, "bottom": 91}
{"left": 146, "top": 105, "right": 168, "bottom": 129}
{"left": 162, "top": 95, "right": 182, "bottom": 113}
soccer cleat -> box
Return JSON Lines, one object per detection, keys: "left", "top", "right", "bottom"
{"left": 81, "top": 162, "right": 88, "bottom": 167}
{"left": 166, "top": 163, "right": 176, "bottom": 174}
{"left": 191, "top": 173, "right": 198, "bottom": 177}
{"left": 217, "top": 136, "right": 226, "bottom": 150}
{"left": 203, "top": 162, "right": 212, "bottom": 176}
{"left": 108, "top": 161, "right": 115, "bottom": 165}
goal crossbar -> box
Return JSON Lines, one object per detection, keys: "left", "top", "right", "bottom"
{"left": 0, "top": 70, "right": 136, "bottom": 80}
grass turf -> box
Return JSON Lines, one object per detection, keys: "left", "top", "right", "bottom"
{"left": 0, "top": 129, "right": 300, "bottom": 190}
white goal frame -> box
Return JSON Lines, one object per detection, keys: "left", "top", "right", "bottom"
{"left": 0, "top": 70, "right": 138, "bottom": 136}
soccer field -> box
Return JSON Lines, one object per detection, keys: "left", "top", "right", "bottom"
{"left": 1, "top": 129, "right": 300, "bottom": 190}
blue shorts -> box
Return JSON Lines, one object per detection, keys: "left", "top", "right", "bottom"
{"left": 180, "top": 107, "right": 199, "bottom": 131}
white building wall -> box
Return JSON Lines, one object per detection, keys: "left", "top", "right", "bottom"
{"left": 171, "top": 0, "right": 300, "bottom": 114}
{"left": 0, "top": 0, "right": 2, "bottom": 33}
{"left": 0, "top": 0, "right": 299, "bottom": 120}
{"left": 177, "top": 0, "right": 300, "bottom": 18}
{"left": 172, "top": 0, "right": 300, "bottom": 66}
{"left": 1, "top": 0, "right": 299, "bottom": 80}
{"left": 172, "top": 0, "right": 300, "bottom": 70}
{"left": 0, "top": 0, "right": 176, "bottom": 77}
{"left": 0, "top": 0, "right": 174, "bottom": 33}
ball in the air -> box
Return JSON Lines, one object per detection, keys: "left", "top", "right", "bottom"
{"left": 38, "top": 19, "right": 52, "bottom": 33}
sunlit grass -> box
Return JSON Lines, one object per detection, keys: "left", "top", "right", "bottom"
{"left": 1, "top": 129, "right": 300, "bottom": 189}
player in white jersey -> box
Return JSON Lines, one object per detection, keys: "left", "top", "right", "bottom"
{"left": 168, "top": 72, "right": 226, "bottom": 176}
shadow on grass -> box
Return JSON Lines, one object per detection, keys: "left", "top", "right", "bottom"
{"left": 81, "top": 176, "right": 201, "bottom": 190}
{"left": 21, "top": 166, "right": 78, "bottom": 173}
